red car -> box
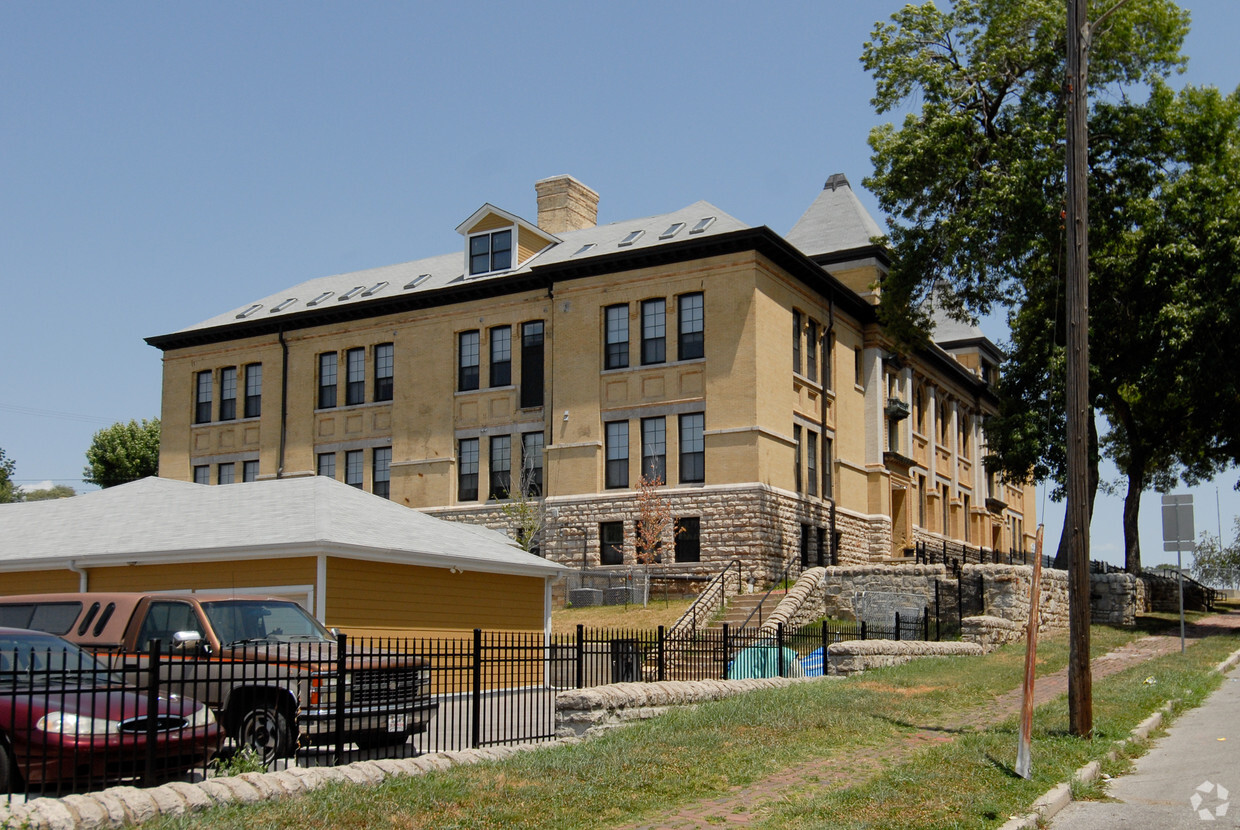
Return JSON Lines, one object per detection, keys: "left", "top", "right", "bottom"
{"left": 0, "top": 627, "right": 220, "bottom": 791}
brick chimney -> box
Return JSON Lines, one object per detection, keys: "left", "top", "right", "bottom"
{"left": 535, "top": 175, "right": 599, "bottom": 234}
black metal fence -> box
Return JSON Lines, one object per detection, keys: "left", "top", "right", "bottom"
{"left": 3, "top": 615, "right": 934, "bottom": 801}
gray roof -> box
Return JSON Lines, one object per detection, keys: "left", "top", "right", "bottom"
{"left": 785, "top": 174, "right": 886, "bottom": 259}
{"left": 0, "top": 476, "right": 565, "bottom": 578}
{"left": 173, "top": 201, "right": 748, "bottom": 336}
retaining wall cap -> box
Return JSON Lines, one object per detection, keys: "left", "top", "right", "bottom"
{"left": 88, "top": 791, "right": 132, "bottom": 827}
{"left": 160, "top": 780, "right": 216, "bottom": 812}
{"left": 58, "top": 795, "right": 110, "bottom": 830}
{"left": 24, "top": 797, "right": 78, "bottom": 830}
{"left": 828, "top": 640, "right": 984, "bottom": 657}
{"left": 962, "top": 615, "right": 1025, "bottom": 631}
{"left": 106, "top": 787, "right": 159, "bottom": 824}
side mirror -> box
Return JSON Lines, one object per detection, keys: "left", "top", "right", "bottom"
{"left": 172, "top": 630, "right": 203, "bottom": 648}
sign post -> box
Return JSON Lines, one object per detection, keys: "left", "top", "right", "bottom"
{"left": 1016, "top": 525, "right": 1045, "bottom": 780}
{"left": 1161, "top": 494, "right": 1195, "bottom": 654}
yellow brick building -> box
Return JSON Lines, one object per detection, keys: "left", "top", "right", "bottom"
{"left": 146, "top": 175, "right": 1035, "bottom": 580}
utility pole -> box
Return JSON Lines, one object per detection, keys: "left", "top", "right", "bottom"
{"left": 1065, "top": 0, "right": 1093, "bottom": 737}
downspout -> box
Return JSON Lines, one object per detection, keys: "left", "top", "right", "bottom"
{"left": 278, "top": 327, "right": 289, "bottom": 479}
{"left": 68, "top": 560, "right": 89, "bottom": 592}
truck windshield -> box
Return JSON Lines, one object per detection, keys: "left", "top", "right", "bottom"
{"left": 200, "top": 600, "right": 334, "bottom": 646}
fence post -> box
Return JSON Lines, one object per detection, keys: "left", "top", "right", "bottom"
{"left": 777, "top": 623, "right": 785, "bottom": 677}
{"left": 979, "top": 574, "right": 985, "bottom": 615}
{"left": 894, "top": 612, "right": 901, "bottom": 642}
{"left": 923, "top": 607, "right": 930, "bottom": 641}
{"left": 861, "top": 620, "right": 867, "bottom": 641}
{"left": 957, "top": 576, "right": 964, "bottom": 630}
{"left": 934, "top": 580, "right": 941, "bottom": 641}
{"left": 335, "top": 632, "right": 347, "bottom": 765}
{"left": 144, "top": 640, "right": 161, "bottom": 787}
{"left": 722, "top": 623, "right": 730, "bottom": 680}
{"left": 575, "top": 624, "right": 584, "bottom": 690}
{"left": 471, "top": 629, "right": 483, "bottom": 750}
{"left": 657, "top": 625, "right": 666, "bottom": 682}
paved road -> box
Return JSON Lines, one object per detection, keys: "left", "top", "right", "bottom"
{"left": 1049, "top": 666, "right": 1240, "bottom": 829}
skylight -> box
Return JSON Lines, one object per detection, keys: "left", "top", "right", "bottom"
{"left": 361, "top": 281, "right": 389, "bottom": 297}
{"left": 572, "top": 243, "right": 596, "bottom": 257}
{"left": 338, "top": 286, "right": 365, "bottom": 301}
{"left": 689, "top": 217, "right": 716, "bottom": 234}
{"left": 619, "top": 230, "right": 645, "bottom": 247}
{"left": 270, "top": 298, "right": 297, "bottom": 313}
{"left": 659, "top": 222, "right": 685, "bottom": 239}
{"left": 404, "top": 274, "right": 431, "bottom": 289}
{"left": 235, "top": 304, "right": 262, "bottom": 319}
{"left": 307, "top": 291, "right": 334, "bottom": 306}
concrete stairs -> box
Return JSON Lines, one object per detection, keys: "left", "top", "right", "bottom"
{"left": 709, "top": 590, "right": 788, "bottom": 633}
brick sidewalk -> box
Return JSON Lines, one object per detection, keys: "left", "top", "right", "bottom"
{"left": 620, "top": 610, "right": 1240, "bottom": 830}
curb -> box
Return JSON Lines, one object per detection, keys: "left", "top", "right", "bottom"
{"left": 997, "top": 642, "right": 1240, "bottom": 830}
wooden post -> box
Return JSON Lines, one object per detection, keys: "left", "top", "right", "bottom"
{"left": 1016, "top": 526, "right": 1046, "bottom": 779}
{"left": 1066, "top": 0, "right": 1093, "bottom": 739}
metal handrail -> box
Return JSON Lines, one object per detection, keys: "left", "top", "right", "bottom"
{"left": 738, "top": 555, "right": 802, "bottom": 630}
{"left": 665, "top": 559, "right": 742, "bottom": 641}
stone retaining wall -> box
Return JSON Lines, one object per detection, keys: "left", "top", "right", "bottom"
{"left": 825, "top": 640, "right": 984, "bottom": 676}
{"left": 1091, "top": 572, "right": 1143, "bottom": 626}
{"left": 961, "top": 615, "right": 1026, "bottom": 652}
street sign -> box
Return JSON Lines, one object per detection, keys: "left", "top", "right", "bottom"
{"left": 1162, "top": 494, "right": 1195, "bottom": 552}
{"left": 1160, "top": 494, "right": 1193, "bottom": 653}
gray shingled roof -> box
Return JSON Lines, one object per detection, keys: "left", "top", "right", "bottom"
{"left": 785, "top": 174, "right": 886, "bottom": 259}
{"left": 0, "top": 477, "right": 565, "bottom": 578}
{"left": 173, "top": 201, "right": 747, "bottom": 336}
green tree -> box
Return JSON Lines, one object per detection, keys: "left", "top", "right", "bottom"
{"left": 83, "top": 418, "right": 161, "bottom": 488}
{"left": 499, "top": 463, "right": 544, "bottom": 554}
{"left": 22, "top": 484, "right": 77, "bottom": 501}
{"left": 1191, "top": 519, "right": 1240, "bottom": 589}
{"left": 0, "top": 447, "right": 19, "bottom": 503}
{"left": 863, "top": 1, "right": 1239, "bottom": 571}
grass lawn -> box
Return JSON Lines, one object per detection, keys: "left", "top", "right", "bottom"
{"left": 550, "top": 596, "right": 696, "bottom": 635}
{"left": 144, "top": 609, "right": 1240, "bottom": 830}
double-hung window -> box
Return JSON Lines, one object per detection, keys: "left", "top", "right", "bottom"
{"left": 521, "top": 321, "right": 544, "bottom": 408}
{"left": 346, "top": 348, "right": 365, "bottom": 406}
{"left": 374, "top": 344, "right": 393, "bottom": 402}
{"left": 373, "top": 447, "right": 391, "bottom": 499}
{"left": 217, "top": 462, "right": 235, "bottom": 485}
{"left": 459, "top": 331, "right": 480, "bottom": 392}
{"left": 458, "top": 438, "right": 479, "bottom": 501}
{"left": 522, "top": 431, "right": 544, "bottom": 496}
{"left": 195, "top": 371, "right": 213, "bottom": 424}
{"left": 807, "top": 431, "right": 818, "bottom": 496}
{"left": 469, "top": 229, "right": 512, "bottom": 275}
{"left": 677, "top": 293, "right": 703, "bottom": 360}
{"left": 679, "top": 413, "right": 704, "bottom": 483}
{"left": 605, "top": 421, "right": 629, "bottom": 489}
{"left": 641, "top": 417, "right": 666, "bottom": 483}
{"left": 600, "top": 521, "right": 624, "bottom": 566}
{"left": 219, "top": 367, "right": 237, "bottom": 421}
{"left": 244, "top": 364, "right": 262, "bottom": 418}
{"left": 243, "top": 460, "right": 259, "bottom": 483}
{"left": 193, "top": 465, "right": 209, "bottom": 485}
{"left": 490, "top": 326, "right": 511, "bottom": 387}
{"left": 806, "top": 320, "right": 818, "bottom": 381}
{"left": 318, "top": 353, "right": 337, "bottom": 409}
{"left": 489, "top": 435, "right": 511, "bottom": 500}
{"left": 345, "top": 450, "right": 363, "bottom": 488}
{"left": 641, "top": 299, "right": 666, "bottom": 365}
{"left": 605, "top": 305, "right": 629, "bottom": 369}
{"left": 792, "top": 311, "right": 802, "bottom": 375}
{"left": 793, "top": 425, "right": 803, "bottom": 493}
{"left": 317, "top": 452, "right": 335, "bottom": 479}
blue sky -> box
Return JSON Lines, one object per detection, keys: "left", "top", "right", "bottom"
{"left": 2, "top": 1, "right": 1236, "bottom": 568}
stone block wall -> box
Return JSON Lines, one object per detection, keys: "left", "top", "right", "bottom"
{"left": 1141, "top": 572, "right": 1211, "bottom": 613}
{"left": 960, "top": 615, "right": 1025, "bottom": 652}
{"left": 1091, "top": 572, "right": 1142, "bottom": 626}
{"left": 825, "top": 640, "right": 984, "bottom": 676}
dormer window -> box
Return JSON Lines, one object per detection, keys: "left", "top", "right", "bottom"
{"left": 469, "top": 229, "right": 513, "bottom": 275}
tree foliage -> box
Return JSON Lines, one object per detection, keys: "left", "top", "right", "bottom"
{"left": 863, "top": 0, "right": 1239, "bottom": 572}
{"left": 83, "top": 418, "right": 161, "bottom": 488}
{"left": 1191, "top": 519, "right": 1240, "bottom": 589}
{"left": 499, "top": 464, "right": 544, "bottom": 554}
{"left": 22, "top": 484, "right": 77, "bottom": 501}
{"left": 0, "top": 447, "right": 18, "bottom": 504}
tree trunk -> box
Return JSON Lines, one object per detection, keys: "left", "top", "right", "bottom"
{"left": 1122, "top": 464, "right": 1144, "bottom": 574}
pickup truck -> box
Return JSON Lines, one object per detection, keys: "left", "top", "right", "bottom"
{"left": 0, "top": 593, "right": 435, "bottom": 761}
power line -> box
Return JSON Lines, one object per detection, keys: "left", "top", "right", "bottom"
{"left": 0, "top": 401, "right": 116, "bottom": 425}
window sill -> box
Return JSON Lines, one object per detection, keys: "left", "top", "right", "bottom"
{"left": 315, "top": 401, "right": 391, "bottom": 414}
{"left": 192, "top": 416, "right": 260, "bottom": 428}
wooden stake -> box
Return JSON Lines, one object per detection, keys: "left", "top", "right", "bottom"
{"left": 1016, "top": 525, "right": 1045, "bottom": 779}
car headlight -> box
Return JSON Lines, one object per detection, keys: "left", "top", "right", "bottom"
{"left": 38, "top": 711, "right": 120, "bottom": 736}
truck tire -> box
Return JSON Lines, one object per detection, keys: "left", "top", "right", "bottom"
{"left": 237, "top": 704, "right": 294, "bottom": 764}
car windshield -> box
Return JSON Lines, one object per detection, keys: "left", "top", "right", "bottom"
{"left": 200, "top": 600, "right": 334, "bottom": 646}
{"left": 0, "top": 631, "right": 120, "bottom": 688}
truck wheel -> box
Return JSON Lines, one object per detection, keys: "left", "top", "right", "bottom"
{"left": 237, "top": 704, "right": 293, "bottom": 764}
